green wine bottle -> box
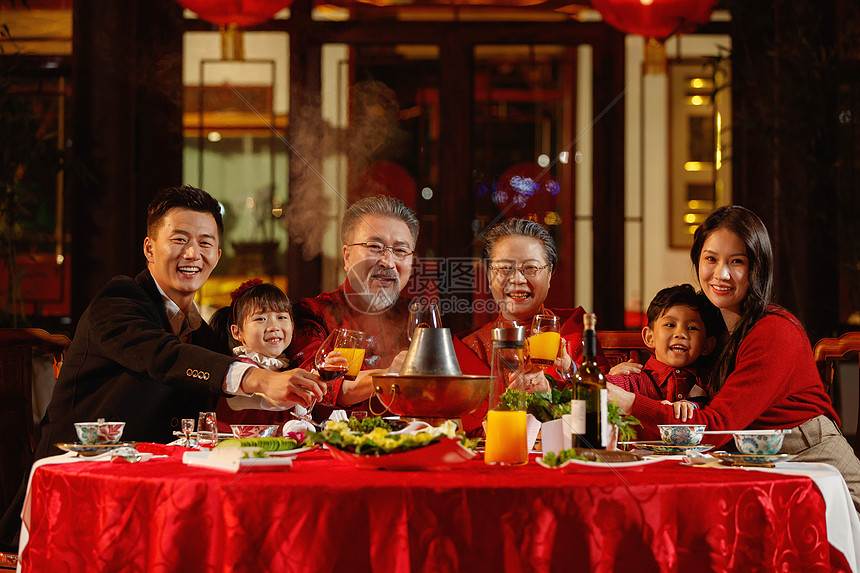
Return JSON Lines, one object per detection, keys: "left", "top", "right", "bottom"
{"left": 570, "top": 313, "right": 608, "bottom": 448}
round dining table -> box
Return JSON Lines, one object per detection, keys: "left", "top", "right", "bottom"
{"left": 19, "top": 443, "right": 854, "bottom": 572}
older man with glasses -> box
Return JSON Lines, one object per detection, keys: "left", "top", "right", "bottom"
{"left": 287, "top": 195, "right": 418, "bottom": 412}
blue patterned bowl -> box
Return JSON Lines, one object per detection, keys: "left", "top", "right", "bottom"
{"left": 732, "top": 431, "right": 785, "bottom": 455}
{"left": 658, "top": 424, "right": 706, "bottom": 446}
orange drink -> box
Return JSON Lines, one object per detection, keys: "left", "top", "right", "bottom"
{"left": 335, "top": 347, "right": 366, "bottom": 379}
{"left": 528, "top": 331, "right": 561, "bottom": 366}
{"left": 484, "top": 410, "right": 528, "bottom": 465}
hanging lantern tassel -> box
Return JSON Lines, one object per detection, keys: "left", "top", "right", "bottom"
{"left": 221, "top": 24, "right": 245, "bottom": 61}
{"left": 643, "top": 37, "right": 666, "bottom": 76}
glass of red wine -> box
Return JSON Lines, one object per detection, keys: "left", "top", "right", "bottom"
{"left": 311, "top": 329, "right": 366, "bottom": 412}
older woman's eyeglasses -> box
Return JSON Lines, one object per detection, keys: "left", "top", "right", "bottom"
{"left": 490, "top": 264, "right": 549, "bottom": 278}
{"left": 347, "top": 241, "right": 414, "bottom": 259}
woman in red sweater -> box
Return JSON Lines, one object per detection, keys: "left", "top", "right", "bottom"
{"left": 608, "top": 205, "right": 860, "bottom": 511}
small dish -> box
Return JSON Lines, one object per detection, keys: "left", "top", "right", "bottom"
{"left": 264, "top": 445, "right": 317, "bottom": 458}
{"left": 55, "top": 442, "right": 138, "bottom": 457}
{"left": 710, "top": 451, "right": 797, "bottom": 467}
{"left": 626, "top": 441, "right": 715, "bottom": 455}
{"left": 327, "top": 437, "right": 476, "bottom": 470}
{"left": 536, "top": 456, "right": 668, "bottom": 471}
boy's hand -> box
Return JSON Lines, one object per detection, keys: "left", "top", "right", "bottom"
{"left": 608, "top": 360, "right": 643, "bottom": 376}
{"left": 662, "top": 399, "right": 696, "bottom": 422}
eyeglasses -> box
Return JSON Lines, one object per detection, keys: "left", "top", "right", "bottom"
{"left": 489, "top": 264, "right": 549, "bottom": 278}
{"left": 347, "top": 241, "right": 414, "bottom": 259}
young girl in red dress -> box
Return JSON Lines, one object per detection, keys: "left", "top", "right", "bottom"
{"left": 215, "top": 279, "right": 311, "bottom": 431}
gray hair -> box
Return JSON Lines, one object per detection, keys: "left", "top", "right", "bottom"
{"left": 482, "top": 218, "right": 558, "bottom": 272}
{"left": 341, "top": 195, "right": 419, "bottom": 245}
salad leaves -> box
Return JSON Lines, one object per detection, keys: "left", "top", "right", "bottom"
{"left": 498, "top": 387, "right": 572, "bottom": 423}
{"left": 608, "top": 400, "right": 641, "bottom": 443}
{"left": 309, "top": 418, "right": 475, "bottom": 455}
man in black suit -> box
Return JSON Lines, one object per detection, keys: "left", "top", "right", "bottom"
{"left": 0, "top": 185, "right": 325, "bottom": 548}
{"left": 37, "top": 185, "right": 325, "bottom": 454}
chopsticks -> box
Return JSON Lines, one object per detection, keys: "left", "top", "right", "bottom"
{"left": 699, "top": 429, "right": 790, "bottom": 435}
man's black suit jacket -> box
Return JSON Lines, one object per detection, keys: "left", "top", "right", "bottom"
{"left": 35, "top": 270, "right": 237, "bottom": 458}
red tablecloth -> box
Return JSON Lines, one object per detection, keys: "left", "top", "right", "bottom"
{"left": 21, "top": 444, "right": 850, "bottom": 573}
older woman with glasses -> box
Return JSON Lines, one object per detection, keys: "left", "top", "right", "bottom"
{"left": 455, "top": 218, "right": 608, "bottom": 433}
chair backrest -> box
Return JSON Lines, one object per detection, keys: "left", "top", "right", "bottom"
{"left": 813, "top": 332, "right": 860, "bottom": 455}
{"left": 813, "top": 332, "right": 860, "bottom": 395}
{"left": 0, "top": 328, "right": 69, "bottom": 517}
{"left": 597, "top": 330, "right": 651, "bottom": 369}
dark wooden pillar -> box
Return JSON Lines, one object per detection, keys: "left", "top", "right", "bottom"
{"left": 70, "top": 0, "right": 183, "bottom": 320}
{"left": 286, "top": 0, "right": 324, "bottom": 301}
{"left": 438, "top": 31, "right": 475, "bottom": 334}
{"left": 591, "top": 28, "right": 627, "bottom": 330}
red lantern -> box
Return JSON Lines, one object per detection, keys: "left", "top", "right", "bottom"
{"left": 176, "top": 0, "right": 294, "bottom": 27}
{"left": 350, "top": 161, "right": 418, "bottom": 208}
{"left": 591, "top": 0, "right": 718, "bottom": 40}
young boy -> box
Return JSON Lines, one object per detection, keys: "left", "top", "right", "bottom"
{"left": 607, "top": 284, "right": 723, "bottom": 427}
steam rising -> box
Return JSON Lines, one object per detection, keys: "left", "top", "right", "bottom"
{"left": 284, "top": 80, "right": 409, "bottom": 259}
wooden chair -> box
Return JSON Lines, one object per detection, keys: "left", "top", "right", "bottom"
{"left": 597, "top": 330, "right": 651, "bottom": 369}
{"left": 0, "top": 329, "right": 69, "bottom": 519}
{"left": 813, "top": 332, "right": 860, "bottom": 452}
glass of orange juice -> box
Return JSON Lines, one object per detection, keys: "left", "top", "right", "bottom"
{"left": 485, "top": 326, "right": 529, "bottom": 465}
{"left": 528, "top": 314, "right": 560, "bottom": 368}
{"left": 334, "top": 329, "right": 366, "bottom": 380}
{"left": 314, "top": 329, "right": 366, "bottom": 394}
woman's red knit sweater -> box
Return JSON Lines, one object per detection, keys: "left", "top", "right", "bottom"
{"left": 631, "top": 308, "right": 839, "bottom": 447}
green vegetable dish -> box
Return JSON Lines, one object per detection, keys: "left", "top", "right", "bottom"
{"left": 309, "top": 418, "right": 475, "bottom": 455}
{"left": 215, "top": 437, "right": 300, "bottom": 457}
{"left": 540, "top": 449, "right": 593, "bottom": 467}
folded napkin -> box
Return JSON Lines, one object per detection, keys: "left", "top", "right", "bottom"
{"left": 328, "top": 410, "right": 349, "bottom": 422}
{"left": 283, "top": 419, "right": 316, "bottom": 436}
{"left": 182, "top": 449, "right": 293, "bottom": 473}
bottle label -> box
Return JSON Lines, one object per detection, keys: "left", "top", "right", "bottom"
{"left": 599, "top": 388, "right": 608, "bottom": 447}
{"left": 570, "top": 399, "right": 586, "bottom": 435}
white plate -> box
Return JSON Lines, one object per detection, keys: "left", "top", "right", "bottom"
{"left": 623, "top": 441, "right": 715, "bottom": 455}
{"left": 327, "top": 438, "right": 476, "bottom": 470}
{"left": 536, "top": 456, "right": 669, "bottom": 471}
{"left": 55, "top": 442, "right": 138, "bottom": 456}
{"left": 264, "top": 445, "right": 317, "bottom": 457}
{"left": 710, "top": 451, "right": 797, "bottom": 467}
